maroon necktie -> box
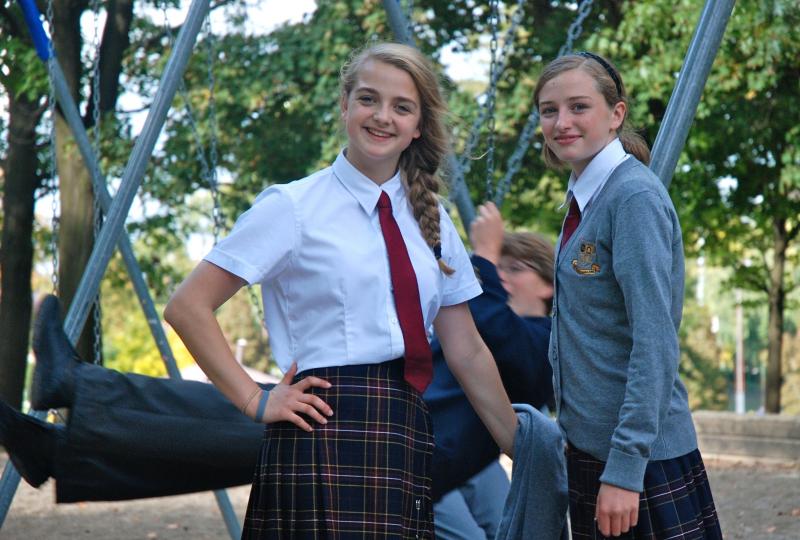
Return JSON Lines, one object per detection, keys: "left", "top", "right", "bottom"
{"left": 560, "top": 196, "right": 581, "bottom": 248}
{"left": 377, "top": 191, "right": 433, "bottom": 393}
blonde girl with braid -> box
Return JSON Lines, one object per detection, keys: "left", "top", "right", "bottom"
{"left": 165, "top": 42, "right": 517, "bottom": 539}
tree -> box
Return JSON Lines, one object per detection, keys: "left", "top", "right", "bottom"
{"left": 0, "top": 0, "right": 133, "bottom": 407}
{"left": 0, "top": 2, "right": 50, "bottom": 408}
{"left": 600, "top": 0, "right": 800, "bottom": 412}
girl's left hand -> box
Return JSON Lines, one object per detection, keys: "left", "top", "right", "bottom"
{"left": 595, "top": 483, "right": 639, "bottom": 537}
{"left": 259, "top": 362, "right": 334, "bottom": 431}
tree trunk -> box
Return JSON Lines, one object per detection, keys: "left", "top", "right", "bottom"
{"left": 52, "top": 0, "right": 99, "bottom": 362}
{"left": 0, "top": 94, "right": 45, "bottom": 409}
{"left": 765, "top": 217, "right": 786, "bottom": 413}
{"left": 55, "top": 116, "right": 99, "bottom": 361}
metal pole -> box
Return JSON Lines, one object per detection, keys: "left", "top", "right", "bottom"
{"left": 382, "top": 0, "right": 478, "bottom": 230}
{"left": 650, "top": 0, "right": 736, "bottom": 188}
{"left": 62, "top": 0, "right": 209, "bottom": 341}
{"left": 735, "top": 289, "right": 746, "bottom": 413}
{"left": 382, "top": 0, "right": 413, "bottom": 46}
{"left": 48, "top": 59, "right": 182, "bottom": 379}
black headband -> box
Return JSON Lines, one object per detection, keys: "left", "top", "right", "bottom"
{"left": 577, "top": 51, "right": 622, "bottom": 98}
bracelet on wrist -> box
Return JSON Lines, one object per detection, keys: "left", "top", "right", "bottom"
{"left": 240, "top": 387, "right": 261, "bottom": 416}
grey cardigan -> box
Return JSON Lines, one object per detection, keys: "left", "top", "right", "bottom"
{"left": 495, "top": 404, "right": 568, "bottom": 540}
{"left": 550, "top": 158, "right": 697, "bottom": 492}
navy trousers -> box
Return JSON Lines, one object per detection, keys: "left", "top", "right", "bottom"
{"left": 54, "top": 363, "right": 267, "bottom": 502}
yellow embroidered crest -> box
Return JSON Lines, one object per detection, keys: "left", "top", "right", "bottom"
{"left": 571, "top": 241, "right": 601, "bottom": 275}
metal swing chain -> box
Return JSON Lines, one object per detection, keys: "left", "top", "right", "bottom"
{"left": 204, "top": 15, "right": 222, "bottom": 245}
{"left": 483, "top": 0, "right": 500, "bottom": 202}
{"left": 90, "top": 0, "right": 103, "bottom": 365}
{"left": 158, "top": 1, "right": 214, "bottom": 191}
{"left": 558, "top": 0, "right": 595, "bottom": 57}
{"left": 198, "top": 11, "right": 263, "bottom": 325}
{"left": 46, "top": 0, "right": 59, "bottom": 295}
{"left": 457, "top": 0, "right": 525, "bottom": 178}
{"left": 492, "top": 0, "right": 595, "bottom": 206}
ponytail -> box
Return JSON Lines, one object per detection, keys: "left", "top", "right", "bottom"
{"left": 619, "top": 128, "right": 650, "bottom": 165}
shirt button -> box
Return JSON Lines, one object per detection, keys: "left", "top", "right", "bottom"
{"left": 391, "top": 317, "right": 398, "bottom": 325}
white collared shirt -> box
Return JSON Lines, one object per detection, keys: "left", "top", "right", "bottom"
{"left": 564, "top": 138, "right": 629, "bottom": 214}
{"left": 205, "top": 151, "right": 481, "bottom": 373}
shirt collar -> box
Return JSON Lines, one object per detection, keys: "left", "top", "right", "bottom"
{"left": 332, "top": 150, "right": 404, "bottom": 215}
{"left": 564, "top": 138, "right": 627, "bottom": 212}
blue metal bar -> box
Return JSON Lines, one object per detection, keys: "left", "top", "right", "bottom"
{"left": 18, "top": 0, "right": 52, "bottom": 60}
{"left": 650, "top": 0, "right": 736, "bottom": 187}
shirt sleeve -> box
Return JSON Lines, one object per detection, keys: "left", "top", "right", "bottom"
{"left": 203, "top": 186, "right": 297, "bottom": 285}
{"left": 600, "top": 189, "right": 680, "bottom": 492}
{"left": 438, "top": 204, "right": 483, "bottom": 306}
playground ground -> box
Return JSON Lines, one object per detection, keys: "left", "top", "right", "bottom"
{"left": 1, "top": 453, "right": 798, "bottom": 539}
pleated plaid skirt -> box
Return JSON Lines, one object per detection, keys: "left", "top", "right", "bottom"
{"left": 242, "top": 359, "right": 435, "bottom": 539}
{"left": 567, "top": 444, "right": 723, "bottom": 540}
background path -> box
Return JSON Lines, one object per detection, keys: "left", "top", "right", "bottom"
{"left": 2, "top": 453, "right": 798, "bottom": 539}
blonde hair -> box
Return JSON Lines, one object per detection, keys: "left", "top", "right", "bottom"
{"left": 533, "top": 53, "right": 650, "bottom": 169}
{"left": 502, "top": 232, "right": 554, "bottom": 313}
{"left": 340, "top": 42, "right": 454, "bottom": 275}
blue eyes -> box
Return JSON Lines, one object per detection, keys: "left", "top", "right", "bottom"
{"left": 356, "top": 95, "right": 413, "bottom": 114}
{"left": 540, "top": 103, "right": 589, "bottom": 115}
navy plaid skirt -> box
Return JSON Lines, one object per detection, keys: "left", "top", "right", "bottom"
{"left": 242, "top": 359, "right": 435, "bottom": 539}
{"left": 567, "top": 445, "right": 723, "bottom": 540}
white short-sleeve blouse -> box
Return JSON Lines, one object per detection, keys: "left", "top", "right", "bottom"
{"left": 204, "top": 152, "right": 481, "bottom": 373}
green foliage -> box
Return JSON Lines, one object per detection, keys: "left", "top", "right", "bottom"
{"left": 0, "top": 36, "right": 49, "bottom": 101}
{"left": 101, "top": 250, "right": 195, "bottom": 376}
{"left": 608, "top": 0, "right": 800, "bottom": 289}
{"left": 4, "top": 0, "right": 799, "bottom": 408}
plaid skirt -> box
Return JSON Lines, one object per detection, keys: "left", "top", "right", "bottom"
{"left": 242, "top": 359, "right": 435, "bottom": 539}
{"left": 567, "top": 445, "right": 723, "bottom": 540}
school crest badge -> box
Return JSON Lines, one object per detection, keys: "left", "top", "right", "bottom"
{"left": 572, "top": 241, "right": 601, "bottom": 275}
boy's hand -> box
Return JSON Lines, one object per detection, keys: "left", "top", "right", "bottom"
{"left": 470, "top": 202, "right": 504, "bottom": 264}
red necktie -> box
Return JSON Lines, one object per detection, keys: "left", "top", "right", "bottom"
{"left": 560, "top": 196, "right": 581, "bottom": 248}
{"left": 377, "top": 191, "right": 433, "bottom": 393}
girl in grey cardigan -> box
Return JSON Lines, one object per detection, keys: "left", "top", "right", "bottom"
{"left": 534, "top": 52, "right": 723, "bottom": 540}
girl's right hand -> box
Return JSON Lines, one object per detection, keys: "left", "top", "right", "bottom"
{"left": 260, "top": 362, "right": 334, "bottom": 431}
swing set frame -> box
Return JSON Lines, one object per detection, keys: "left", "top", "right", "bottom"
{"left": 1, "top": 0, "right": 735, "bottom": 537}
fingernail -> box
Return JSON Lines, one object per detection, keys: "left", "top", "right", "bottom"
{"left": 327, "top": 410, "right": 334, "bottom": 416}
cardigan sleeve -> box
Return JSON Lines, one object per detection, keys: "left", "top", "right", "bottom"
{"left": 600, "top": 189, "right": 680, "bottom": 491}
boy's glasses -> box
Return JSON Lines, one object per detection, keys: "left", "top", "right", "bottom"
{"left": 497, "top": 260, "right": 539, "bottom": 275}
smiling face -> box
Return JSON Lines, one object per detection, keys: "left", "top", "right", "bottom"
{"left": 537, "top": 68, "right": 625, "bottom": 178}
{"left": 341, "top": 59, "right": 422, "bottom": 184}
